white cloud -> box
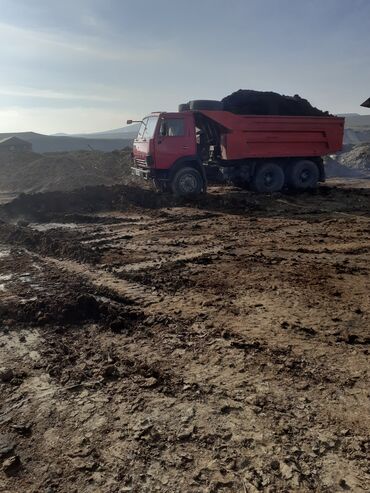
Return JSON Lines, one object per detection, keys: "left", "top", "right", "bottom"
{"left": 0, "top": 21, "right": 170, "bottom": 63}
{"left": 0, "top": 87, "right": 122, "bottom": 103}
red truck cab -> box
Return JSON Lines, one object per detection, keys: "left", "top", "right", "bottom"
{"left": 130, "top": 108, "right": 344, "bottom": 196}
{"left": 131, "top": 111, "right": 205, "bottom": 195}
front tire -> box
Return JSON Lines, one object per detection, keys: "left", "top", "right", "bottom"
{"left": 252, "top": 162, "right": 284, "bottom": 193}
{"left": 171, "top": 167, "right": 204, "bottom": 197}
{"left": 287, "top": 160, "right": 319, "bottom": 189}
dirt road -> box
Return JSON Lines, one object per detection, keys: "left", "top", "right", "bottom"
{"left": 0, "top": 180, "right": 369, "bottom": 492}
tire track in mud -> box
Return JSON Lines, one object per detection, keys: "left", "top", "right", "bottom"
{"left": 40, "top": 251, "right": 228, "bottom": 312}
{"left": 1, "top": 182, "right": 370, "bottom": 492}
{"left": 41, "top": 255, "right": 164, "bottom": 308}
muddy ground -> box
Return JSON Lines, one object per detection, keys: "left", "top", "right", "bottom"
{"left": 0, "top": 180, "right": 369, "bottom": 492}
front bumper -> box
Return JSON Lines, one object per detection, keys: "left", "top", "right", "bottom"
{"left": 131, "top": 166, "right": 153, "bottom": 180}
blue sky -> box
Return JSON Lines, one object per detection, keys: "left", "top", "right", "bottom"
{"left": 0, "top": 0, "right": 369, "bottom": 133}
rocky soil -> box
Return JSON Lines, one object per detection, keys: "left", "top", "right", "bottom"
{"left": 0, "top": 181, "right": 369, "bottom": 492}
{"left": 325, "top": 144, "right": 370, "bottom": 179}
{"left": 337, "top": 144, "right": 370, "bottom": 172}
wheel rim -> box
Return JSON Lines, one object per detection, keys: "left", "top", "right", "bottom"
{"left": 300, "top": 169, "right": 311, "bottom": 183}
{"left": 179, "top": 173, "right": 198, "bottom": 193}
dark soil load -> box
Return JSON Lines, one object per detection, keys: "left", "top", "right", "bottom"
{"left": 222, "top": 90, "right": 330, "bottom": 116}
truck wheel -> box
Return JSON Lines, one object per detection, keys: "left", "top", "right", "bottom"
{"left": 171, "top": 167, "right": 204, "bottom": 197}
{"left": 189, "top": 100, "right": 224, "bottom": 111}
{"left": 287, "top": 160, "right": 319, "bottom": 189}
{"left": 252, "top": 162, "right": 284, "bottom": 193}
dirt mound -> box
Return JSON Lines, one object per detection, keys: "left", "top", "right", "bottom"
{"left": 326, "top": 144, "right": 370, "bottom": 178}
{"left": 0, "top": 185, "right": 170, "bottom": 222}
{"left": 0, "top": 221, "right": 100, "bottom": 263}
{"left": 222, "top": 89, "right": 330, "bottom": 116}
{"left": 0, "top": 150, "right": 132, "bottom": 194}
{"left": 337, "top": 143, "right": 370, "bottom": 171}
{"left": 324, "top": 156, "right": 365, "bottom": 178}
{"left": 2, "top": 289, "right": 140, "bottom": 331}
{"left": 0, "top": 183, "right": 256, "bottom": 223}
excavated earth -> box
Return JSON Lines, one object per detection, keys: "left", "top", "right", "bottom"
{"left": 0, "top": 180, "right": 369, "bottom": 492}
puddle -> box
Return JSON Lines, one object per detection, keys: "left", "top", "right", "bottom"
{"left": 30, "top": 223, "right": 80, "bottom": 231}
{"left": 0, "top": 274, "right": 12, "bottom": 281}
{"left": 19, "top": 273, "right": 31, "bottom": 281}
{"left": 0, "top": 270, "right": 44, "bottom": 294}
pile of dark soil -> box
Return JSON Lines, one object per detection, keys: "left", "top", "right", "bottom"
{"left": 0, "top": 222, "right": 100, "bottom": 264}
{"left": 0, "top": 274, "right": 140, "bottom": 331}
{"left": 0, "top": 184, "right": 262, "bottom": 223}
{"left": 1, "top": 292, "right": 140, "bottom": 330}
{"left": 222, "top": 90, "right": 330, "bottom": 116}
{"left": 0, "top": 150, "right": 132, "bottom": 194}
{"left": 0, "top": 185, "right": 160, "bottom": 221}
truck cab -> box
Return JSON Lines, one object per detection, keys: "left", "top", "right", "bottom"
{"left": 131, "top": 112, "right": 209, "bottom": 196}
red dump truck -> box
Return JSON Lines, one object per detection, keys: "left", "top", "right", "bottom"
{"left": 128, "top": 102, "right": 344, "bottom": 196}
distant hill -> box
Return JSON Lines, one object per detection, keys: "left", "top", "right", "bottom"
{"left": 339, "top": 113, "right": 370, "bottom": 129}
{"left": 0, "top": 132, "right": 131, "bottom": 153}
{"left": 337, "top": 113, "right": 370, "bottom": 144}
{"left": 64, "top": 123, "right": 141, "bottom": 141}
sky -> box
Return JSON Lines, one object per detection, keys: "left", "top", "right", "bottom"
{"left": 0, "top": 0, "right": 369, "bottom": 134}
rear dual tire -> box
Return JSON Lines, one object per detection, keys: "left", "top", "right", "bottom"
{"left": 169, "top": 159, "right": 319, "bottom": 196}
{"left": 287, "top": 160, "right": 319, "bottom": 189}
{"left": 251, "top": 162, "right": 285, "bottom": 193}
{"left": 251, "top": 160, "right": 319, "bottom": 193}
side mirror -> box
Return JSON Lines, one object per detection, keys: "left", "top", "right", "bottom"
{"left": 160, "top": 122, "right": 167, "bottom": 137}
{"left": 126, "top": 119, "right": 133, "bottom": 125}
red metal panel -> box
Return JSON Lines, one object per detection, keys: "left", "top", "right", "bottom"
{"left": 241, "top": 131, "right": 329, "bottom": 143}
{"left": 200, "top": 111, "right": 344, "bottom": 160}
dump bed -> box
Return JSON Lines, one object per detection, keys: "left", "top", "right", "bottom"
{"left": 200, "top": 111, "right": 344, "bottom": 161}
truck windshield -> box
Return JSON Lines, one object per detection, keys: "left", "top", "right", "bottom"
{"left": 137, "top": 116, "right": 159, "bottom": 140}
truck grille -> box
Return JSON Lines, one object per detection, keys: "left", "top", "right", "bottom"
{"left": 134, "top": 158, "right": 148, "bottom": 168}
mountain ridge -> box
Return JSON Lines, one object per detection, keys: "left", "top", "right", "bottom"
{"left": 0, "top": 131, "right": 131, "bottom": 153}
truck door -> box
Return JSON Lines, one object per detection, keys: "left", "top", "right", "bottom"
{"left": 154, "top": 115, "right": 196, "bottom": 170}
